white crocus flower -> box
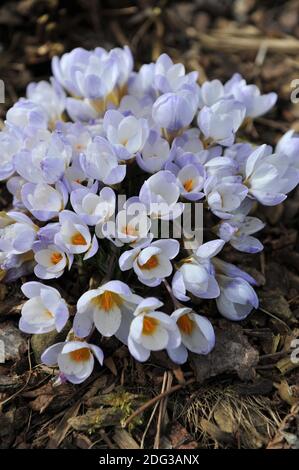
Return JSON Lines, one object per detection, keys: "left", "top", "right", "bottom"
{"left": 119, "top": 239, "right": 180, "bottom": 287}
{"left": 244, "top": 144, "right": 299, "bottom": 205}
{"left": 139, "top": 170, "right": 184, "bottom": 220}
{"left": 54, "top": 210, "right": 98, "bottom": 260}
{"left": 21, "top": 181, "right": 68, "bottom": 221}
{"left": 34, "top": 244, "right": 72, "bottom": 279}
{"left": 42, "top": 340, "right": 104, "bottom": 384}
{"left": 71, "top": 184, "right": 116, "bottom": 229}
{"left": 104, "top": 199, "right": 152, "bottom": 247}
{"left": 167, "top": 307, "right": 215, "bottom": 363}
{"left": 0, "top": 211, "right": 38, "bottom": 256}
{"left": 74, "top": 280, "right": 142, "bottom": 338}
{"left": 19, "top": 281, "right": 69, "bottom": 334}
{"left": 103, "top": 110, "right": 149, "bottom": 160}
{"left": 26, "top": 78, "right": 66, "bottom": 124}
{"left": 172, "top": 240, "right": 225, "bottom": 301}
{"left": 128, "top": 298, "right": 181, "bottom": 362}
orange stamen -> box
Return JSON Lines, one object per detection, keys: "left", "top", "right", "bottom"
{"left": 140, "top": 255, "right": 159, "bottom": 270}
{"left": 183, "top": 179, "right": 194, "bottom": 192}
{"left": 50, "top": 252, "right": 63, "bottom": 265}
{"left": 92, "top": 291, "right": 121, "bottom": 311}
{"left": 177, "top": 314, "right": 195, "bottom": 335}
{"left": 123, "top": 225, "right": 137, "bottom": 236}
{"left": 69, "top": 347, "right": 91, "bottom": 362}
{"left": 71, "top": 232, "right": 87, "bottom": 245}
{"left": 142, "top": 316, "right": 159, "bottom": 335}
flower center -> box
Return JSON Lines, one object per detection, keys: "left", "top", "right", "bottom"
{"left": 69, "top": 347, "right": 91, "bottom": 362}
{"left": 142, "top": 316, "right": 159, "bottom": 335}
{"left": 71, "top": 232, "right": 87, "bottom": 245}
{"left": 92, "top": 291, "right": 121, "bottom": 311}
{"left": 50, "top": 252, "right": 63, "bottom": 265}
{"left": 139, "top": 255, "right": 159, "bottom": 270}
{"left": 44, "top": 309, "right": 54, "bottom": 318}
{"left": 122, "top": 225, "right": 138, "bottom": 236}
{"left": 177, "top": 314, "right": 195, "bottom": 335}
{"left": 183, "top": 179, "right": 194, "bottom": 192}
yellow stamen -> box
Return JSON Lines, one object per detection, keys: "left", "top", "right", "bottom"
{"left": 45, "top": 309, "right": 54, "bottom": 318}
{"left": 142, "top": 316, "right": 159, "bottom": 336}
{"left": 50, "top": 252, "right": 63, "bottom": 265}
{"left": 177, "top": 314, "right": 195, "bottom": 335}
{"left": 71, "top": 232, "right": 87, "bottom": 245}
{"left": 92, "top": 291, "right": 122, "bottom": 311}
{"left": 139, "top": 255, "right": 159, "bottom": 270}
{"left": 69, "top": 347, "right": 91, "bottom": 362}
{"left": 123, "top": 225, "right": 137, "bottom": 236}
{"left": 183, "top": 179, "right": 194, "bottom": 192}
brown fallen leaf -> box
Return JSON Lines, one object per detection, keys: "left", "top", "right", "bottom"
{"left": 168, "top": 422, "right": 198, "bottom": 449}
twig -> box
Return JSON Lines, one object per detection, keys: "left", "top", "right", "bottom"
{"left": 140, "top": 401, "right": 160, "bottom": 449}
{"left": 122, "top": 378, "right": 195, "bottom": 428}
{"left": 154, "top": 371, "right": 168, "bottom": 449}
{"left": 259, "top": 306, "right": 292, "bottom": 333}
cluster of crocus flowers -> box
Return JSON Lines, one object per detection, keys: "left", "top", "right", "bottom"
{"left": 1, "top": 45, "right": 299, "bottom": 384}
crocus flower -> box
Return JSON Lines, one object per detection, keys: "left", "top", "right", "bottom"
{"left": 136, "top": 130, "right": 170, "bottom": 174}
{"left": 152, "top": 87, "right": 198, "bottom": 132}
{"left": 204, "top": 175, "right": 248, "bottom": 219}
{"left": 80, "top": 136, "right": 126, "bottom": 185}
{"left": 41, "top": 340, "right": 104, "bottom": 384}
{"left": 33, "top": 243, "right": 72, "bottom": 279}
{"left": 128, "top": 63, "right": 156, "bottom": 99}
{"left": 6, "top": 98, "right": 48, "bottom": 131}
{"left": 0, "top": 125, "right": 23, "bottom": 181}
{"left": 169, "top": 128, "right": 221, "bottom": 166}
{"left": 14, "top": 131, "right": 72, "bottom": 184}
{"left": 21, "top": 181, "right": 68, "bottom": 221}
{"left": 213, "top": 257, "right": 258, "bottom": 320}
{"left": 244, "top": 144, "right": 299, "bottom": 205}
{"left": 170, "top": 161, "right": 205, "bottom": 201}
{"left": 26, "top": 78, "right": 66, "bottom": 125}
{"left": 154, "top": 53, "right": 198, "bottom": 93}
{"left": 71, "top": 183, "right": 115, "bottom": 228}
{"left": 105, "top": 199, "right": 152, "bottom": 247}
{"left": 19, "top": 281, "right": 69, "bottom": 334}
{"left": 52, "top": 47, "right": 118, "bottom": 100}
{"left": 217, "top": 214, "right": 265, "bottom": 253}
{"left": 167, "top": 307, "right": 215, "bottom": 363}
{"left": 198, "top": 79, "right": 225, "bottom": 107}
{"left": 54, "top": 210, "right": 98, "bottom": 260}
{"left": 172, "top": 240, "right": 225, "bottom": 301}
{"left": 74, "top": 280, "right": 142, "bottom": 338}
{"left": 128, "top": 298, "right": 181, "bottom": 362}
{"left": 216, "top": 274, "right": 259, "bottom": 320}
{"left": 119, "top": 95, "right": 154, "bottom": 123}
{"left": 103, "top": 110, "right": 149, "bottom": 160}
{"left": 6, "top": 175, "right": 26, "bottom": 207}
{"left": 139, "top": 170, "right": 184, "bottom": 220}
{"left": 224, "top": 73, "right": 277, "bottom": 118}
{"left": 119, "top": 239, "right": 180, "bottom": 287}
{"left": 198, "top": 98, "right": 246, "bottom": 146}
{"left": 0, "top": 211, "right": 38, "bottom": 256}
